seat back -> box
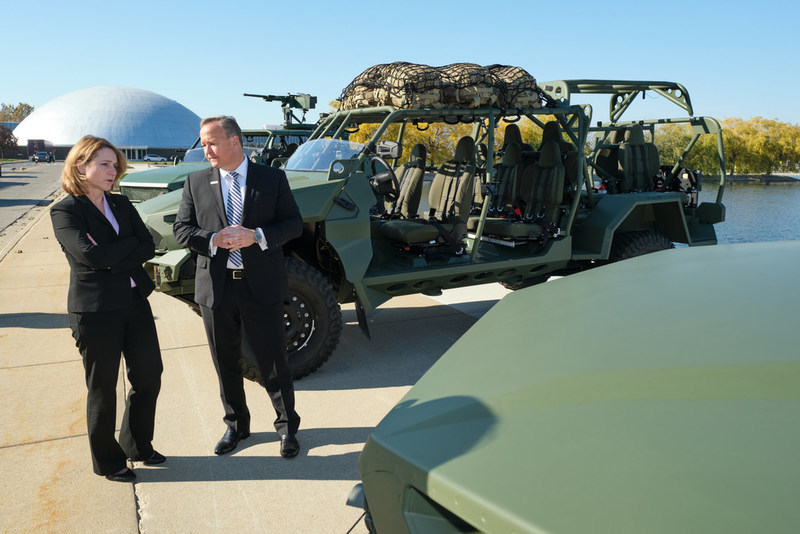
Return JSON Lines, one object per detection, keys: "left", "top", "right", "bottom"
{"left": 541, "top": 121, "right": 579, "bottom": 200}
{"left": 618, "top": 123, "right": 659, "bottom": 192}
{"left": 520, "top": 141, "right": 565, "bottom": 227}
{"left": 503, "top": 123, "right": 534, "bottom": 153}
{"left": 593, "top": 128, "right": 626, "bottom": 189}
{"left": 488, "top": 142, "right": 523, "bottom": 217}
{"left": 503, "top": 123, "right": 523, "bottom": 150}
{"left": 475, "top": 124, "right": 527, "bottom": 209}
{"left": 428, "top": 136, "right": 476, "bottom": 223}
{"left": 388, "top": 143, "right": 426, "bottom": 218}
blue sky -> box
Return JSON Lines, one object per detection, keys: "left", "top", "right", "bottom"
{"left": 4, "top": 0, "right": 798, "bottom": 129}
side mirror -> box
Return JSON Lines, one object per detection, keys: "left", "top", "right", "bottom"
{"left": 376, "top": 141, "right": 402, "bottom": 160}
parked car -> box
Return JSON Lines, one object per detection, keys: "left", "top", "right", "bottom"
{"left": 143, "top": 154, "right": 167, "bottom": 162}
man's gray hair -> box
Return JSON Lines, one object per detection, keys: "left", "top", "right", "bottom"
{"left": 201, "top": 115, "right": 243, "bottom": 147}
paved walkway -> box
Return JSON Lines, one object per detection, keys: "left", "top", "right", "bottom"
{"left": 0, "top": 200, "right": 508, "bottom": 533}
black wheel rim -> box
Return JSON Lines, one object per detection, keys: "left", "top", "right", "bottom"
{"left": 284, "top": 293, "right": 315, "bottom": 354}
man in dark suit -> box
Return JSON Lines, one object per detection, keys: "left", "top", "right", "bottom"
{"left": 173, "top": 116, "right": 303, "bottom": 457}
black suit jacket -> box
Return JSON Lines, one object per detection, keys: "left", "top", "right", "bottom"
{"left": 173, "top": 160, "right": 302, "bottom": 308}
{"left": 50, "top": 193, "right": 156, "bottom": 313}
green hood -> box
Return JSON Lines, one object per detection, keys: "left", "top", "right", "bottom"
{"left": 120, "top": 163, "right": 210, "bottom": 188}
{"left": 361, "top": 241, "right": 800, "bottom": 533}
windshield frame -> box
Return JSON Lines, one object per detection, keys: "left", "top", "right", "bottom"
{"left": 283, "top": 138, "right": 366, "bottom": 172}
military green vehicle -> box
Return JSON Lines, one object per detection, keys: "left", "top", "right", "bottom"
{"left": 132, "top": 64, "right": 726, "bottom": 381}
{"left": 119, "top": 93, "right": 317, "bottom": 203}
{"left": 347, "top": 240, "right": 800, "bottom": 533}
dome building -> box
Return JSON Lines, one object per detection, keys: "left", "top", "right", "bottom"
{"left": 13, "top": 86, "right": 201, "bottom": 161}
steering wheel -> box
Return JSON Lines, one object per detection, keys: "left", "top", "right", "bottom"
{"left": 370, "top": 156, "right": 400, "bottom": 202}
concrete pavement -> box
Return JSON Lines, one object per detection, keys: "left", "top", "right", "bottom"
{"left": 0, "top": 161, "right": 63, "bottom": 256}
{"left": 0, "top": 197, "right": 509, "bottom": 533}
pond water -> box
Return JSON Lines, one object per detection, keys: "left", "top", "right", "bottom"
{"left": 701, "top": 181, "right": 800, "bottom": 244}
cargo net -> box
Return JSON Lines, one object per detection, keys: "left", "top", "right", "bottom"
{"left": 339, "top": 62, "right": 555, "bottom": 111}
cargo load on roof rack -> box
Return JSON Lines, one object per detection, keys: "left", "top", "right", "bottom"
{"left": 338, "top": 62, "right": 546, "bottom": 111}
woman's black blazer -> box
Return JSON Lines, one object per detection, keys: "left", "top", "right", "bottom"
{"left": 50, "top": 193, "right": 156, "bottom": 313}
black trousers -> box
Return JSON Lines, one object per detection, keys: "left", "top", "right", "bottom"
{"left": 68, "top": 292, "right": 162, "bottom": 475}
{"left": 200, "top": 276, "right": 299, "bottom": 436}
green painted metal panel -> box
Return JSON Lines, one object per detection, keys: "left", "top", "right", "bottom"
{"left": 119, "top": 163, "right": 208, "bottom": 188}
{"left": 361, "top": 241, "right": 800, "bottom": 533}
{"left": 572, "top": 193, "right": 689, "bottom": 258}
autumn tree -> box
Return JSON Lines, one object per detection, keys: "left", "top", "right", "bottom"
{"left": 721, "top": 118, "right": 745, "bottom": 175}
{"left": 654, "top": 123, "right": 692, "bottom": 168}
{"left": 652, "top": 117, "right": 800, "bottom": 176}
{"left": 0, "top": 125, "right": 17, "bottom": 158}
{"left": 0, "top": 102, "right": 34, "bottom": 122}
{"left": 718, "top": 117, "right": 800, "bottom": 174}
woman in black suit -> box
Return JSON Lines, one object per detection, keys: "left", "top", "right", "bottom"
{"left": 51, "top": 136, "right": 165, "bottom": 482}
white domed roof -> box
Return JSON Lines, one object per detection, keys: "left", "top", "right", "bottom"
{"left": 13, "top": 86, "right": 201, "bottom": 147}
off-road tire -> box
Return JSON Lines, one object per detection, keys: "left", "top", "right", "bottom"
{"left": 611, "top": 230, "right": 674, "bottom": 260}
{"left": 239, "top": 257, "right": 342, "bottom": 382}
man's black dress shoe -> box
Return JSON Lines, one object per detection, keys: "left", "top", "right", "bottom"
{"left": 280, "top": 434, "right": 300, "bottom": 458}
{"left": 215, "top": 428, "right": 250, "bottom": 455}
{"left": 143, "top": 450, "right": 166, "bottom": 465}
{"left": 105, "top": 467, "right": 136, "bottom": 482}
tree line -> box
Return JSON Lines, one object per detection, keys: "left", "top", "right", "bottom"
{"left": 0, "top": 103, "right": 35, "bottom": 158}
{"left": 657, "top": 117, "right": 800, "bottom": 176}
{"left": 0, "top": 102, "right": 34, "bottom": 122}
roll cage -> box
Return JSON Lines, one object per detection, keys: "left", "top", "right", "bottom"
{"left": 305, "top": 102, "right": 591, "bottom": 260}
{"left": 541, "top": 79, "right": 727, "bottom": 204}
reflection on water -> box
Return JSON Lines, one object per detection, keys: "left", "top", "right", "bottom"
{"left": 702, "top": 181, "right": 800, "bottom": 244}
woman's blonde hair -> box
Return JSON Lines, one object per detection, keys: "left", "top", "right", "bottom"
{"left": 61, "top": 135, "right": 128, "bottom": 196}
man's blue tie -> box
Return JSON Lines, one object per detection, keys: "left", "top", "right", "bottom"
{"left": 226, "top": 171, "right": 243, "bottom": 267}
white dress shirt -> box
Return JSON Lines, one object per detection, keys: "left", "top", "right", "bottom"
{"left": 209, "top": 158, "right": 267, "bottom": 268}
{"left": 102, "top": 195, "right": 136, "bottom": 287}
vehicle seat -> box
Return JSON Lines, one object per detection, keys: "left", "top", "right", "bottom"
{"left": 380, "top": 136, "right": 476, "bottom": 245}
{"left": 476, "top": 142, "right": 489, "bottom": 167}
{"left": 593, "top": 128, "right": 626, "bottom": 191}
{"left": 466, "top": 142, "right": 523, "bottom": 232}
{"left": 503, "top": 123, "right": 534, "bottom": 151}
{"left": 479, "top": 141, "right": 565, "bottom": 240}
{"left": 617, "top": 123, "right": 659, "bottom": 192}
{"left": 385, "top": 143, "right": 426, "bottom": 218}
{"left": 540, "top": 121, "right": 579, "bottom": 200}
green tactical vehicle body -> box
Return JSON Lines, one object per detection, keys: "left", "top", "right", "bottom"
{"left": 132, "top": 75, "right": 726, "bottom": 380}
{"left": 350, "top": 240, "right": 800, "bottom": 533}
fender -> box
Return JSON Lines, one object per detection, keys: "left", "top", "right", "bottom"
{"left": 571, "top": 193, "right": 692, "bottom": 259}
{"left": 145, "top": 248, "right": 194, "bottom": 294}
